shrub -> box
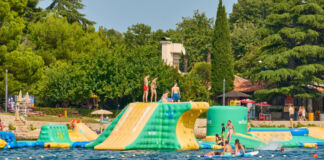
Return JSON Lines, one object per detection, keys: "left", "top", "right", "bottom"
{"left": 8, "top": 123, "right": 16, "bottom": 130}
{"left": 28, "top": 124, "right": 36, "bottom": 131}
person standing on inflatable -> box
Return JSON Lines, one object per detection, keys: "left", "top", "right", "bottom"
{"left": 150, "top": 77, "right": 158, "bottom": 102}
{"left": 171, "top": 83, "right": 181, "bottom": 102}
{"left": 142, "top": 74, "right": 150, "bottom": 102}
{"left": 225, "top": 120, "right": 235, "bottom": 144}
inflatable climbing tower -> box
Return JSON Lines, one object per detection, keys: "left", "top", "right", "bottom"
{"left": 86, "top": 102, "right": 209, "bottom": 150}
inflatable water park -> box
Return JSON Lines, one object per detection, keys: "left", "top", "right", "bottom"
{"left": 1, "top": 102, "right": 324, "bottom": 156}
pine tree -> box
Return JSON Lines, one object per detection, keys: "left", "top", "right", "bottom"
{"left": 211, "top": 0, "right": 234, "bottom": 96}
{"left": 47, "top": 0, "right": 95, "bottom": 26}
{"left": 250, "top": 0, "right": 324, "bottom": 100}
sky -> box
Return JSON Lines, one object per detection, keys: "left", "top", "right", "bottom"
{"left": 38, "top": 0, "right": 238, "bottom": 33}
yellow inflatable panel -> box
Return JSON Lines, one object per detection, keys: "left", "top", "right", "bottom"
{"left": 44, "top": 143, "right": 70, "bottom": 148}
{"left": 68, "top": 130, "right": 89, "bottom": 142}
{"left": 304, "top": 143, "right": 317, "bottom": 148}
{"left": 203, "top": 136, "right": 217, "bottom": 142}
{"left": 308, "top": 127, "right": 324, "bottom": 139}
{"left": 248, "top": 131, "right": 292, "bottom": 142}
{"left": 176, "top": 102, "right": 209, "bottom": 150}
{"left": 94, "top": 103, "right": 159, "bottom": 150}
{"left": 72, "top": 123, "right": 98, "bottom": 141}
{"left": 212, "top": 144, "right": 224, "bottom": 149}
{"left": 0, "top": 139, "right": 7, "bottom": 149}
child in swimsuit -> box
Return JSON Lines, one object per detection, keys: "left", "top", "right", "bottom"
{"left": 142, "top": 74, "right": 150, "bottom": 102}
{"left": 222, "top": 140, "right": 233, "bottom": 155}
{"left": 234, "top": 139, "right": 245, "bottom": 155}
{"left": 226, "top": 120, "right": 235, "bottom": 144}
{"left": 215, "top": 134, "right": 222, "bottom": 145}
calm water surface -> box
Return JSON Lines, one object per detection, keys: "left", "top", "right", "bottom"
{"left": 0, "top": 147, "right": 322, "bottom": 160}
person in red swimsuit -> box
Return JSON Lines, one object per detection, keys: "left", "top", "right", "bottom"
{"left": 142, "top": 74, "right": 150, "bottom": 102}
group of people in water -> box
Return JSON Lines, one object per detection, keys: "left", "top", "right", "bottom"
{"left": 205, "top": 120, "right": 243, "bottom": 156}
{"left": 142, "top": 74, "right": 181, "bottom": 103}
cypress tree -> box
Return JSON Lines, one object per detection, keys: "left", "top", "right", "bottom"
{"left": 250, "top": 0, "right": 324, "bottom": 101}
{"left": 211, "top": 0, "right": 234, "bottom": 96}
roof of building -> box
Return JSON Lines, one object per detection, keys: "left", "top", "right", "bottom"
{"left": 233, "top": 76, "right": 267, "bottom": 92}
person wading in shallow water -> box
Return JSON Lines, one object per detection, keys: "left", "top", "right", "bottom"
{"left": 142, "top": 74, "right": 150, "bottom": 102}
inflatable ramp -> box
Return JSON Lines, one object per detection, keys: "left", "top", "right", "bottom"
{"left": 37, "top": 125, "right": 72, "bottom": 148}
{"left": 69, "top": 123, "right": 98, "bottom": 142}
{"left": 88, "top": 102, "right": 209, "bottom": 150}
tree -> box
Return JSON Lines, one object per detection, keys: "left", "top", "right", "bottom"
{"left": 47, "top": 0, "right": 95, "bottom": 26}
{"left": 124, "top": 23, "right": 152, "bottom": 47}
{"left": 170, "top": 10, "right": 214, "bottom": 71}
{"left": 249, "top": 1, "right": 324, "bottom": 106}
{"left": 211, "top": 0, "right": 234, "bottom": 96}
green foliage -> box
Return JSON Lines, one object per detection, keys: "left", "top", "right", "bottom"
{"left": 190, "top": 62, "right": 211, "bottom": 84}
{"left": 8, "top": 123, "right": 16, "bottom": 130}
{"left": 28, "top": 124, "right": 36, "bottom": 131}
{"left": 34, "top": 107, "right": 93, "bottom": 116}
{"left": 249, "top": 0, "right": 324, "bottom": 100}
{"left": 28, "top": 15, "right": 108, "bottom": 65}
{"left": 170, "top": 10, "right": 214, "bottom": 71}
{"left": 211, "top": 0, "right": 234, "bottom": 96}
{"left": 47, "top": 0, "right": 95, "bottom": 25}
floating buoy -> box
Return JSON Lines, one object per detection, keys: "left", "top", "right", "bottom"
{"left": 271, "top": 155, "right": 274, "bottom": 157}
{"left": 259, "top": 156, "right": 262, "bottom": 158}
{"left": 40, "top": 155, "right": 44, "bottom": 159}
{"left": 283, "top": 155, "right": 287, "bottom": 157}
{"left": 29, "top": 157, "right": 32, "bottom": 159}
{"left": 197, "top": 155, "right": 201, "bottom": 157}
{"left": 313, "top": 154, "right": 318, "bottom": 158}
{"left": 17, "top": 157, "right": 20, "bottom": 160}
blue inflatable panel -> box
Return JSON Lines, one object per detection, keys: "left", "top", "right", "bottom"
{"left": 317, "top": 142, "right": 324, "bottom": 146}
{"left": 4, "top": 142, "right": 18, "bottom": 149}
{"left": 72, "top": 141, "right": 91, "bottom": 148}
{"left": 205, "top": 151, "right": 259, "bottom": 158}
{"left": 0, "top": 132, "right": 16, "bottom": 143}
{"left": 16, "top": 141, "right": 45, "bottom": 148}
{"left": 289, "top": 128, "right": 309, "bottom": 136}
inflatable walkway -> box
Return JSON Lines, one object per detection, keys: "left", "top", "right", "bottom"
{"left": 87, "top": 102, "right": 209, "bottom": 150}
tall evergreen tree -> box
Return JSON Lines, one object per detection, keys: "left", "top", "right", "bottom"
{"left": 250, "top": 0, "right": 324, "bottom": 103}
{"left": 211, "top": 0, "right": 234, "bottom": 96}
{"left": 47, "top": 0, "right": 95, "bottom": 25}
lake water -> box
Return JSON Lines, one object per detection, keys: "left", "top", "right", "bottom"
{"left": 0, "top": 147, "right": 322, "bottom": 160}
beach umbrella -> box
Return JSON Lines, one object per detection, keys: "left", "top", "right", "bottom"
{"left": 240, "top": 99, "right": 255, "bottom": 104}
{"left": 91, "top": 109, "right": 113, "bottom": 121}
{"left": 256, "top": 102, "right": 271, "bottom": 113}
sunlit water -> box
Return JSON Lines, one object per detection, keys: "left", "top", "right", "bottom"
{"left": 0, "top": 147, "right": 322, "bottom": 160}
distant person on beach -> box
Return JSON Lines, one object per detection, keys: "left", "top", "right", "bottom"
{"left": 226, "top": 120, "right": 235, "bottom": 144}
{"left": 289, "top": 105, "right": 294, "bottom": 128}
{"left": 0, "top": 119, "right": 4, "bottom": 131}
{"left": 161, "top": 90, "right": 169, "bottom": 103}
{"left": 222, "top": 140, "right": 233, "bottom": 155}
{"left": 234, "top": 139, "right": 246, "bottom": 155}
{"left": 142, "top": 74, "right": 150, "bottom": 102}
{"left": 171, "top": 83, "right": 181, "bottom": 102}
{"left": 150, "top": 77, "right": 158, "bottom": 102}
{"left": 302, "top": 106, "right": 306, "bottom": 121}
{"left": 298, "top": 106, "right": 302, "bottom": 121}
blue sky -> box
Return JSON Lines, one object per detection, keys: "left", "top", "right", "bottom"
{"left": 38, "top": 0, "right": 237, "bottom": 33}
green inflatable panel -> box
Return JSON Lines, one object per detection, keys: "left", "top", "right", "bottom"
{"left": 86, "top": 105, "right": 129, "bottom": 148}
{"left": 230, "top": 134, "right": 265, "bottom": 149}
{"left": 37, "top": 125, "right": 72, "bottom": 144}
{"left": 207, "top": 106, "right": 248, "bottom": 136}
{"left": 125, "top": 103, "right": 191, "bottom": 150}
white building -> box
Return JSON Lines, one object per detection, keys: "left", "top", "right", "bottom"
{"left": 161, "top": 40, "right": 186, "bottom": 71}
